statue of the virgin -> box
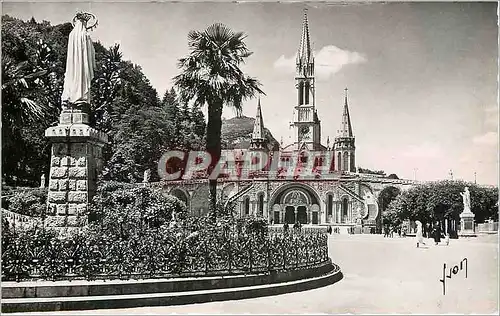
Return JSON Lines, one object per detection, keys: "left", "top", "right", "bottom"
{"left": 61, "top": 12, "right": 97, "bottom": 108}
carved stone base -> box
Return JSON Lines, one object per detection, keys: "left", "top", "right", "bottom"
{"left": 59, "top": 110, "right": 89, "bottom": 125}
{"left": 459, "top": 212, "right": 476, "bottom": 237}
{"left": 45, "top": 118, "right": 107, "bottom": 231}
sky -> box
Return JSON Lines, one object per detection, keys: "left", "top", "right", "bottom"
{"left": 2, "top": 1, "right": 498, "bottom": 185}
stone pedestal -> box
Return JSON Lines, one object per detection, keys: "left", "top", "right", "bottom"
{"left": 45, "top": 110, "right": 108, "bottom": 232}
{"left": 459, "top": 211, "right": 476, "bottom": 237}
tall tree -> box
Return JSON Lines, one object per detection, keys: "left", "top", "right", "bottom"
{"left": 173, "top": 23, "right": 263, "bottom": 220}
{"left": 1, "top": 16, "right": 67, "bottom": 185}
{"left": 162, "top": 88, "right": 182, "bottom": 148}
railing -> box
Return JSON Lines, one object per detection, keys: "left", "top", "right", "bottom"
{"left": 477, "top": 222, "right": 498, "bottom": 233}
{"left": 1, "top": 231, "right": 329, "bottom": 282}
{"left": 1, "top": 209, "right": 42, "bottom": 229}
{"left": 268, "top": 225, "right": 327, "bottom": 236}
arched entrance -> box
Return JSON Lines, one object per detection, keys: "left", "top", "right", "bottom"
{"left": 285, "top": 206, "right": 296, "bottom": 224}
{"left": 269, "top": 183, "right": 321, "bottom": 225}
{"left": 297, "top": 206, "right": 307, "bottom": 224}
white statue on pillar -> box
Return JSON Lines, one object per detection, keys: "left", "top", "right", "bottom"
{"left": 61, "top": 12, "right": 97, "bottom": 108}
{"left": 460, "top": 186, "right": 471, "bottom": 213}
{"left": 143, "top": 169, "right": 151, "bottom": 183}
{"left": 40, "top": 174, "right": 46, "bottom": 188}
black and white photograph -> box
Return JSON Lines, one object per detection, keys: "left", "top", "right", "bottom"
{"left": 1, "top": 0, "right": 498, "bottom": 314}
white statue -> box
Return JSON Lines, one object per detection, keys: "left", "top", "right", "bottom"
{"left": 356, "top": 207, "right": 363, "bottom": 225}
{"left": 460, "top": 186, "right": 471, "bottom": 213}
{"left": 61, "top": 12, "right": 97, "bottom": 107}
{"left": 143, "top": 169, "right": 151, "bottom": 183}
{"left": 40, "top": 174, "right": 46, "bottom": 188}
{"left": 169, "top": 212, "right": 177, "bottom": 228}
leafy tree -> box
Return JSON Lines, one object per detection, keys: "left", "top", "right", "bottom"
{"left": 91, "top": 43, "right": 123, "bottom": 131}
{"left": 378, "top": 186, "right": 401, "bottom": 230}
{"left": 378, "top": 186, "right": 401, "bottom": 213}
{"left": 1, "top": 16, "right": 68, "bottom": 186}
{"left": 101, "top": 106, "right": 173, "bottom": 182}
{"left": 173, "top": 23, "right": 263, "bottom": 219}
{"left": 386, "top": 181, "right": 499, "bottom": 233}
{"left": 191, "top": 106, "right": 207, "bottom": 141}
{"left": 357, "top": 167, "right": 399, "bottom": 179}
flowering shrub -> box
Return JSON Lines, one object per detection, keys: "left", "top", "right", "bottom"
{"left": 89, "top": 181, "right": 187, "bottom": 238}
{"left": 3, "top": 188, "right": 48, "bottom": 217}
{"left": 235, "top": 216, "right": 268, "bottom": 238}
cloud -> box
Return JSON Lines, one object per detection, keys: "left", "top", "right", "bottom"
{"left": 273, "top": 45, "right": 367, "bottom": 79}
{"left": 473, "top": 131, "right": 498, "bottom": 146}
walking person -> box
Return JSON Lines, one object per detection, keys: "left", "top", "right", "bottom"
{"left": 433, "top": 221, "right": 442, "bottom": 245}
{"left": 416, "top": 220, "right": 426, "bottom": 248}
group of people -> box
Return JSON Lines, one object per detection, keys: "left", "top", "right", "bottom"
{"left": 282, "top": 221, "right": 303, "bottom": 233}
{"left": 326, "top": 226, "right": 340, "bottom": 234}
{"left": 415, "top": 220, "right": 450, "bottom": 248}
{"left": 383, "top": 225, "right": 408, "bottom": 238}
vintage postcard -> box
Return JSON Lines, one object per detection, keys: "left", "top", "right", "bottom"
{"left": 1, "top": 0, "right": 498, "bottom": 314}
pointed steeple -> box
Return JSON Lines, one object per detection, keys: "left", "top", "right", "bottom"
{"left": 250, "top": 97, "right": 268, "bottom": 151}
{"left": 296, "top": 8, "right": 314, "bottom": 78}
{"left": 297, "top": 8, "right": 312, "bottom": 65}
{"left": 338, "top": 88, "right": 353, "bottom": 137}
{"left": 252, "top": 96, "right": 265, "bottom": 140}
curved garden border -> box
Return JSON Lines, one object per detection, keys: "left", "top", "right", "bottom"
{"left": 2, "top": 260, "right": 342, "bottom": 313}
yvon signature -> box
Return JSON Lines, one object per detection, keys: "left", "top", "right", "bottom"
{"left": 439, "top": 258, "right": 468, "bottom": 295}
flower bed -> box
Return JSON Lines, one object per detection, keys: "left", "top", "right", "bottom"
{"left": 1, "top": 222, "right": 329, "bottom": 282}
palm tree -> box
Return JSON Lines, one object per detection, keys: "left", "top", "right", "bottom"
{"left": 173, "top": 23, "right": 264, "bottom": 220}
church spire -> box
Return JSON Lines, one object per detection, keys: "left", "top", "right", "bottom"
{"left": 338, "top": 88, "right": 353, "bottom": 137}
{"left": 250, "top": 96, "right": 267, "bottom": 150}
{"left": 252, "top": 96, "right": 265, "bottom": 140}
{"left": 296, "top": 8, "right": 314, "bottom": 78}
{"left": 334, "top": 88, "right": 356, "bottom": 172}
{"left": 297, "top": 8, "right": 312, "bottom": 65}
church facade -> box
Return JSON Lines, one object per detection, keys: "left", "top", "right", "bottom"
{"left": 156, "top": 10, "right": 416, "bottom": 230}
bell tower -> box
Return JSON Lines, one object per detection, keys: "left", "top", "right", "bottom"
{"left": 291, "top": 9, "right": 321, "bottom": 151}
{"left": 334, "top": 88, "right": 356, "bottom": 172}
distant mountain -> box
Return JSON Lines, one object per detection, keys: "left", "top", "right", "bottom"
{"left": 221, "top": 116, "right": 280, "bottom": 151}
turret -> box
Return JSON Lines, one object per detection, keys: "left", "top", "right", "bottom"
{"left": 334, "top": 88, "right": 356, "bottom": 172}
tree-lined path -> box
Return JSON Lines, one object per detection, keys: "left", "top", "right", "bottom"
{"left": 13, "top": 234, "right": 498, "bottom": 314}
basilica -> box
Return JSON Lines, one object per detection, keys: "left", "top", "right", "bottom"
{"left": 158, "top": 10, "right": 416, "bottom": 231}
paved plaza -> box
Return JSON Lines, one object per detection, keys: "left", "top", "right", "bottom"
{"left": 13, "top": 233, "right": 498, "bottom": 315}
